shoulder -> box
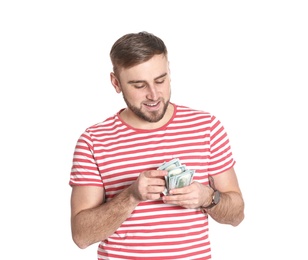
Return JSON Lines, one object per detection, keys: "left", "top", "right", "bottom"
{"left": 84, "top": 110, "right": 123, "bottom": 134}
{"left": 173, "top": 103, "right": 214, "bottom": 120}
{"left": 175, "top": 104, "right": 210, "bottom": 115}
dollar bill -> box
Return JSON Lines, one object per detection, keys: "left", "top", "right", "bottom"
{"left": 158, "top": 158, "right": 194, "bottom": 194}
{"left": 157, "top": 158, "right": 182, "bottom": 171}
{"left": 168, "top": 169, "right": 195, "bottom": 190}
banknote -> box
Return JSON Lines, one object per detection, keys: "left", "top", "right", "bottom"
{"left": 158, "top": 158, "right": 194, "bottom": 194}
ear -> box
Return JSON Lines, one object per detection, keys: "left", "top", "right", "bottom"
{"left": 110, "top": 72, "right": 122, "bottom": 93}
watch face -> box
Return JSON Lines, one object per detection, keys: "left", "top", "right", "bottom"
{"left": 214, "top": 190, "right": 220, "bottom": 204}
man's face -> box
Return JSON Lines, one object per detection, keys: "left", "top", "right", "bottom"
{"left": 116, "top": 54, "right": 171, "bottom": 123}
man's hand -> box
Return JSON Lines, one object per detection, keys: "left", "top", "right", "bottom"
{"left": 162, "top": 181, "right": 213, "bottom": 209}
{"left": 130, "top": 170, "right": 168, "bottom": 201}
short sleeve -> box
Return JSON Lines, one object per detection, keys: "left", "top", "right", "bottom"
{"left": 208, "top": 115, "right": 235, "bottom": 175}
{"left": 69, "top": 131, "right": 104, "bottom": 187}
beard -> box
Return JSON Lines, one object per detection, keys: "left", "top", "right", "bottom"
{"left": 122, "top": 94, "right": 169, "bottom": 123}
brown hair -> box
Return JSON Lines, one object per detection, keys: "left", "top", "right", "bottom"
{"left": 110, "top": 31, "right": 168, "bottom": 75}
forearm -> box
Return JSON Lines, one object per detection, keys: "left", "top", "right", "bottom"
{"left": 205, "top": 191, "right": 245, "bottom": 226}
{"left": 72, "top": 186, "right": 139, "bottom": 248}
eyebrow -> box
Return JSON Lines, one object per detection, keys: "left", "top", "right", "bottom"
{"left": 127, "top": 73, "right": 167, "bottom": 84}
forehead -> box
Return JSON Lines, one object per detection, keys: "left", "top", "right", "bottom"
{"left": 118, "top": 54, "right": 169, "bottom": 82}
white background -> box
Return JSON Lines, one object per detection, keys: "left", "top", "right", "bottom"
{"left": 1, "top": 1, "right": 307, "bottom": 259}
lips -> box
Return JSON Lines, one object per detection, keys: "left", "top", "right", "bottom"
{"left": 145, "top": 101, "right": 159, "bottom": 107}
{"left": 144, "top": 101, "right": 160, "bottom": 110}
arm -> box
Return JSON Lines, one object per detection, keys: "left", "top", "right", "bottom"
{"left": 71, "top": 185, "right": 138, "bottom": 249}
{"left": 162, "top": 167, "right": 245, "bottom": 227}
{"left": 70, "top": 170, "right": 167, "bottom": 249}
{"left": 204, "top": 167, "right": 245, "bottom": 226}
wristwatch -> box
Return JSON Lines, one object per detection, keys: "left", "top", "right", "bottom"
{"left": 203, "top": 176, "right": 221, "bottom": 209}
{"left": 204, "top": 189, "right": 221, "bottom": 209}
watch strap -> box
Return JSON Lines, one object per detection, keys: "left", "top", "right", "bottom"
{"left": 203, "top": 176, "right": 221, "bottom": 209}
{"left": 203, "top": 190, "right": 220, "bottom": 209}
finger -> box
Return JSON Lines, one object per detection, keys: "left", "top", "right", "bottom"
{"left": 163, "top": 196, "right": 198, "bottom": 208}
{"left": 163, "top": 192, "right": 195, "bottom": 203}
{"left": 168, "top": 186, "right": 189, "bottom": 195}
{"left": 148, "top": 177, "right": 166, "bottom": 185}
{"left": 147, "top": 185, "right": 166, "bottom": 193}
{"left": 162, "top": 194, "right": 183, "bottom": 203}
{"left": 146, "top": 193, "right": 163, "bottom": 201}
{"left": 144, "top": 170, "right": 168, "bottom": 178}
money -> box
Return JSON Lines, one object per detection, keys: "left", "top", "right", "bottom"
{"left": 158, "top": 158, "right": 195, "bottom": 195}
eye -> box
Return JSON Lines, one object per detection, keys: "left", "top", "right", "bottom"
{"left": 156, "top": 79, "right": 165, "bottom": 84}
{"left": 134, "top": 84, "right": 146, "bottom": 89}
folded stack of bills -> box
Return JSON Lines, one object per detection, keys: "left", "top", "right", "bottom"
{"left": 157, "top": 158, "right": 195, "bottom": 195}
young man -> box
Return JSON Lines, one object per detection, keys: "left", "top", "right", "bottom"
{"left": 69, "top": 31, "right": 245, "bottom": 259}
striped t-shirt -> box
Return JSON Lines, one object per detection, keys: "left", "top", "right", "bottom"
{"left": 69, "top": 103, "right": 235, "bottom": 260}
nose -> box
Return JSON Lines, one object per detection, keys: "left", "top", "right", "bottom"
{"left": 146, "top": 85, "right": 159, "bottom": 100}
